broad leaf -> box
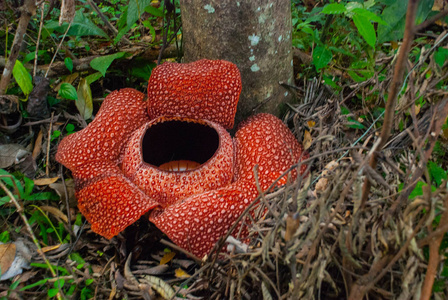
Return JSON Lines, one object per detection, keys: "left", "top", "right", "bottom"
{"left": 45, "top": 10, "right": 108, "bottom": 39}
{"left": 145, "top": 5, "right": 164, "bottom": 17}
{"left": 85, "top": 72, "right": 103, "bottom": 85}
{"left": 378, "top": 0, "right": 434, "bottom": 43}
{"left": 12, "top": 60, "right": 33, "bottom": 96}
{"left": 428, "top": 161, "right": 447, "bottom": 186}
{"left": 58, "top": 83, "right": 78, "bottom": 101}
{"left": 353, "top": 14, "right": 376, "bottom": 48}
{"left": 352, "top": 8, "right": 387, "bottom": 25}
{"left": 76, "top": 78, "right": 93, "bottom": 120}
{"left": 64, "top": 57, "right": 73, "bottom": 73}
{"left": 321, "top": 3, "right": 346, "bottom": 14}
{"left": 127, "top": 0, "right": 152, "bottom": 27}
{"left": 90, "top": 52, "right": 125, "bottom": 77}
{"left": 312, "top": 46, "right": 332, "bottom": 71}
{"left": 434, "top": 48, "right": 448, "bottom": 67}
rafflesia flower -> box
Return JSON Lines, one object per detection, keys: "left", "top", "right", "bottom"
{"left": 56, "top": 59, "right": 307, "bottom": 257}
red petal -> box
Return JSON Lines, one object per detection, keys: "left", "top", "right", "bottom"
{"left": 76, "top": 161, "right": 159, "bottom": 239}
{"left": 234, "top": 113, "right": 308, "bottom": 190}
{"left": 149, "top": 182, "right": 258, "bottom": 257}
{"left": 56, "top": 88, "right": 150, "bottom": 170}
{"left": 147, "top": 59, "right": 242, "bottom": 129}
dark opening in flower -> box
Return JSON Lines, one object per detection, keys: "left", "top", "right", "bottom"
{"left": 142, "top": 119, "right": 220, "bottom": 169}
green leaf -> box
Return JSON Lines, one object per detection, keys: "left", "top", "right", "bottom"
{"left": 24, "top": 177, "right": 34, "bottom": 197}
{"left": 378, "top": 0, "right": 434, "bottom": 43}
{"left": 90, "top": 52, "right": 125, "bottom": 77}
{"left": 353, "top": 14, "right": 376, "bottom": 48}
{"left": 0, "top": 169, "right": 24, "bottom": 197}
{"left": 64, "top": 57, "right": 73, "bottom": 73}
{"left": 321, "top": 3, "right": 347, "bottom": 14}
{"left": 48, "top": 288, "right": 59, "bottom": 298}
{"left": 399, "top": 181, "right": 436, "bottom": 199}
{"left": 145, "top": 5, "right": 164, "bottom": 17}
{"left": 312, "top": 46, "right": 332, "bottom": 71}
{"left": 0, "top": 231, "right": 10, "bottom": 243}
{"left": 428, "top": 161, "right": 447, "bottom": 187}
{"left": 127, "top": 0, "right": 152, "bottom": 27}
{"left": 76, "top": 78, "right": 93, "bottom": 120}
{"left": 346, "top": 117, "right": 365, "bottom": 129}
{"left": 66, "top": 123, "right": 75, "bottom": 133}
{"left": 58, "top": 83, "right": 78, "bottom": 101}
{"left": 54, "top": 278, "right": 65, "bottom": 289}
{"left": 70, "top": 252, "right": 86, "bottom": 265}
{"left": 12, "top": 60, "right": 33, "bottom": 96}
{"left": 352, "top": 8, "right": 387, "bottom": 25}
{"left": 85, "top": 72, "right": 103, "bottom": 85}
{"left": 20, "top": 278, "right": 48, "bottom": 291}
{"left": 23, "top": 192, "right": 59, "bottom": 201}
{"left": 434, "top": 48, "right": 448, "bottom": 67}
{"left": 348, "top": 70, "right": 366, "bottom": 82}
{"left": 142, "top": 20, "right": 156, "bottom": 42}
{"left": 130, "top": 60, "right": 155, "bottom": 81}
{"left": 46, "top": 10, "right": 109, "bottom": 39}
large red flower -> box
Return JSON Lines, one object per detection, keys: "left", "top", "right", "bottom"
{"left": 56, "top": 59, "right": 307, "bottom": 257}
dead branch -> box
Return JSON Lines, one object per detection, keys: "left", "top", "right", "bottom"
{"left": 360, "top": 0, "right": 420, "bottom": 208}
{"left": 420, "top": 194, "right": 448, "bottom": 300}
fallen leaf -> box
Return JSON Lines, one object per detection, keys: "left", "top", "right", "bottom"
{"left": 40, "top": 244, "right": 61, "bottom": 253}
{"left": 34, "top": 177, "right": 59, "bottom": 186}
{"left": 32, "top": 129, "right": 43, "bottom": 160}
{"left": 141, "top": 274, "right": 175, "bottom": 299}
{"left": 307, "top": 120, "right": 316, "bottom": 128}
{"left": 0, "top": 243, "right": 16, "bottom": 276}
{"left": 174, "top": 268, "right": 190, "bottom": 279}
{"left": 0, "top": 240, "right": 32, "bottom": 281}
{"left": 76, "top": 78, "right": 93, "bottom": 120}
{"left": 285, "top": 214, "right": 300, "bottom": 242}
{"left": 303, "top": 130, "right": 312, "bottom": 150}
{"left": 50, "top": 179, "right": 76, "bottom": 207}
{"left": 159, "top": 251, "right": 175, "bottom": 265}
{"left": 0, "top": 144, "right": 29, "bottom": 168}
{"left": 315, "top": 160, "right": 339, "bottom": 193}
{"left": 39, "top": 205, "right": 68, "bottom": 223}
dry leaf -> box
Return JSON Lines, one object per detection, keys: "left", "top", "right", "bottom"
{"left": 0, "top": 240, "right": 32, "bottom": 281}
{"left": 414, "top": 104, "right": 421, "bottom": 116}
{"left": 32, "top": 129, "right": 43, "bottom": 160}
{"left": 0, "top": 144, "right": 30, "bottom": 168}
{"left": 0, "top": 243, "right": 16, "bottom": 276}
{"left": 159, "top": 251, "right": 176, "bottom": 265}
{"left": 303, "top": 130, "right": 312, "bottom": 150}
{"left": 40, "top": 244, "right": 62, "bottom": 253}
{"left": 174, "top": 268, "right": 190, "bottom": 279}
{"left": 76, "top": 78, "right": 93, "bottom": 120}
{"left": 141, "top": 275, "right": 175, "bottom": 299}
{"left": 315, "top": 160, "right": 339, "bottom": 193}
{"left": 307, "top": 120, "right": 316, "bottom": 128}
{"left": 50, "top": 179, "right": 76, "bottom": 207}
{"left": 34, "top": 177, "right": 59, "bottom": 186}
{"left": 285, "top": 214, "right": 300, "bottom": 242}
{"left": 39, "top": 205, "right": 68, "bottom": 223}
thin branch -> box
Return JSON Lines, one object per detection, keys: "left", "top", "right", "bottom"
{"left": 415, "top": 9, "right": 448, "bottom": 32}
{"left": 0, "top": 0, "right": 37, "bottom": 95}
{"left": 360, "top": 0, "right": 420, "bottom": 208}
{"left": 420, "top": 194, "right": 448, "bottom": 300}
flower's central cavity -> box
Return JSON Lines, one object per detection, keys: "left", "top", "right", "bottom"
{"left": 142, "top": 120, "right": 220, "bottom": 170}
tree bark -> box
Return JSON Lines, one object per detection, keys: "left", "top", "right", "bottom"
{"left": 180, "top": 0, "right": 294, "bottom": 126}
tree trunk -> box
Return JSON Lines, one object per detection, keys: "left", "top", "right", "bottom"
{"left": 180, "top": 0, "right": 294, "bottom": 127}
